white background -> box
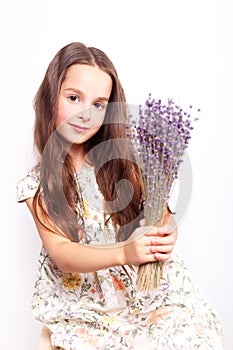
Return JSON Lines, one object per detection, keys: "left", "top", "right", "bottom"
{"left": 0, "top": 0, "right": 232, "bottom": 348}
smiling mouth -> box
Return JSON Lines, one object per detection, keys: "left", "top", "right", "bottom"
{"left": 69, "top": 123, "right": 89, "bottom": 133}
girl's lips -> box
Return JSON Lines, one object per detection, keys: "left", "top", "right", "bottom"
{"left": 69, "top": 122, "right": 89, "bottom": 133}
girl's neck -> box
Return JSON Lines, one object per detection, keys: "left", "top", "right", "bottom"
{"left": 69, "top": 144, "right": 91, "bottom": 172}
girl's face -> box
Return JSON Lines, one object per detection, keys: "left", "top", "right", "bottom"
{"left": 56, "top": 64, "right": 112, "bottom": 147}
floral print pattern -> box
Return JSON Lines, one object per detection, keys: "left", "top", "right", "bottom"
{"left": 61, "top": 273, "right": 82, "bottom": 290}
{"left": 17, "top": 167, "right": 223, "bottom": 349}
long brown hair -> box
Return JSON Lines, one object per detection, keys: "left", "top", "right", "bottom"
{"left": 33, "top": 42, "right": 142, "bottom": 242}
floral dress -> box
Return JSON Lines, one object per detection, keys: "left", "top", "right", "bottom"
{"left": 17, "top": 167, "right": 223, "bottom": 350}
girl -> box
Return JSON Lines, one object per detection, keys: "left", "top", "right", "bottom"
{"left": 17, "top": 42, "right": 223, "bottom": 349}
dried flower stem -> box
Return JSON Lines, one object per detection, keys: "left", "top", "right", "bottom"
{"left": 136, "top": 209, "right": 166, "bottom": 291}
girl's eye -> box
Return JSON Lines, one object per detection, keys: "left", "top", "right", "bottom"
{"left": 68, "top": 95, "right": 80, "bottom": 103}
{"left": 93, "top": 102, "right": 105, "bottom": 111}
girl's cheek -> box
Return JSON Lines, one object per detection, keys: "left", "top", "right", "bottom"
{"left": 56, "top": 104, "right": 71, "bottom": 126}
{"left": 92, "top": 110, "right": 106, "bottom": 126}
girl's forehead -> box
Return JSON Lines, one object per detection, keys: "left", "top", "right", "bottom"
{"left": 61, "top": 64, "right": 112, "bottom": 98}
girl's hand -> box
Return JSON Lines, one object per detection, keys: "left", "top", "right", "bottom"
{"left": 122, "top": 215, "right": 178, "bottom": 266}
{"left": 143, "top": 221, "right": 178, "bottom": 262}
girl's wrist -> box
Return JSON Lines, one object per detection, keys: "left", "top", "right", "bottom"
{"left": 114, "top": 245, "right": 126, "bottom": 266}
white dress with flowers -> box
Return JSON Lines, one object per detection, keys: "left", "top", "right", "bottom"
{"left": 17, "top": 167, "right": 223, "bottom": 350}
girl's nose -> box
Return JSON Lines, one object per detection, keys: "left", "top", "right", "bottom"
{"left": 77, "top": 110, "right": 91, "bottom": 122}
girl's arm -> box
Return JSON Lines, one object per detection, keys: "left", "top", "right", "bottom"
{"left": 26, "top": 198, "right": 177, "bottom": 273}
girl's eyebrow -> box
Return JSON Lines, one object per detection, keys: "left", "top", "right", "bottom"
{"left": 64, "top": 88, "right": 109, "bottom": 102}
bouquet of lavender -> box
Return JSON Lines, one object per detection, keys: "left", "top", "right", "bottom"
{"left": 129, "top": 94, "right": 199, "bottom": 291}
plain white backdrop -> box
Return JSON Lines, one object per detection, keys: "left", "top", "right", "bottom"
{"left": 0, "top": 0, "right": 232, "bottom": 348}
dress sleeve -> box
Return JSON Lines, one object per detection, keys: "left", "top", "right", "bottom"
{"left": 16, "top": 166, "right": 40, "bottom": 202}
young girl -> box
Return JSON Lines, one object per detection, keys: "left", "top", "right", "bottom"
{"left": 17, "top": 42, "right": 223, "bottom": 349}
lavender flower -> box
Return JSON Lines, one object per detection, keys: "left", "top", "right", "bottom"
{"left": 128, "top": 94, "right": 199, "bottom": 291}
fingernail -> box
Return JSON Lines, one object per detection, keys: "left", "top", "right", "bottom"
{"left": 159, "top": 226, "right": 167, "bottom": 234}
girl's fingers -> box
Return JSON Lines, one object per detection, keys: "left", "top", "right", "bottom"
{"left": 155, "top": 234, "right": 176, "bottom": 246}
{"left": 148, "top": 229, "right": 177, "bottom": 246}
{"left": 157, "top": 225, "right": 178, "bottom": 236}
{"left": 143, "top": 227, "right": 159, "bottom": 236}
{"left": 150, "top": 244, "right": 174, "bottom": 254}
{"left": 146, "top": 240, "right": 173, "bottom": 256}
{"left": 154, "top": 252, "right": 171, "bottom": 261}
{"left": 144, "top": 224, "right": 177, "bottom": 237}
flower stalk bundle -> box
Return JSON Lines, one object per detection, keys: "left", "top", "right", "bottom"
{"left": 128, "top": 95, "right": 199, "bottom": 291}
